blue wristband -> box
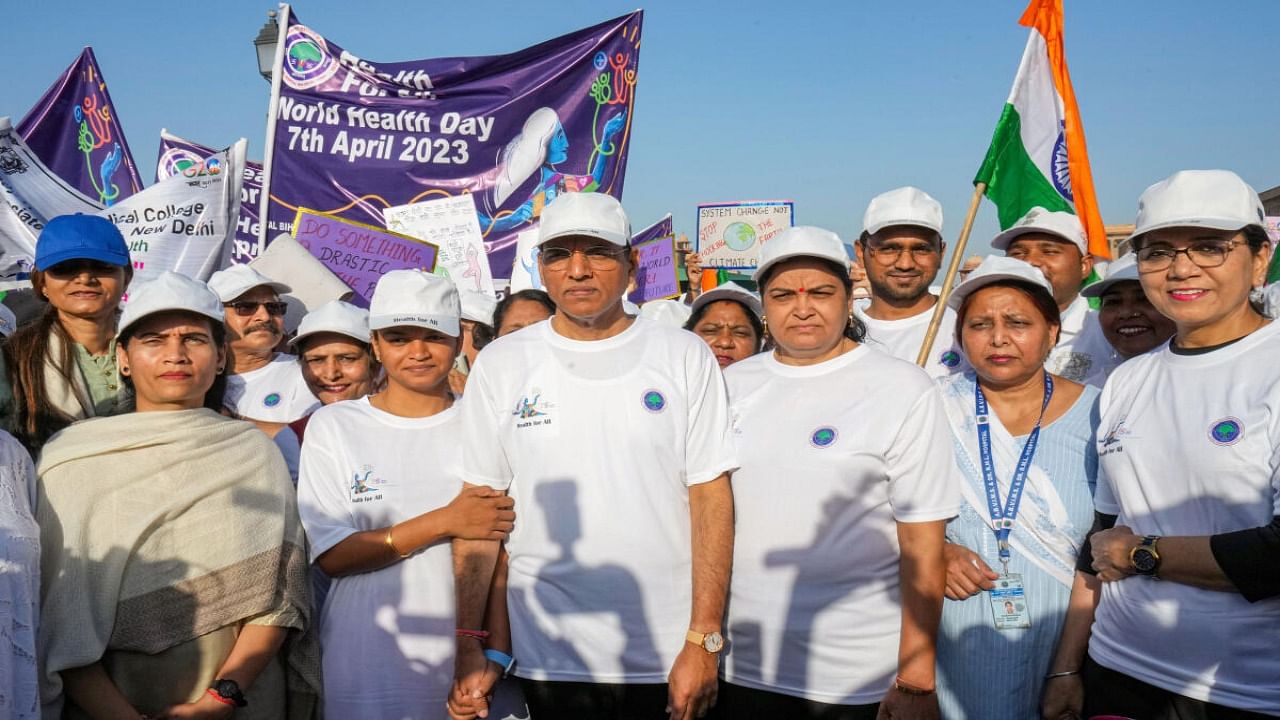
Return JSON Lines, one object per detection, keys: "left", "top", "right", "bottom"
{"left": 483, "top": 648, "right": 516, "bottom": 678}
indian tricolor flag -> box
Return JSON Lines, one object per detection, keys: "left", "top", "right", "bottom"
{"left": 975, "top": 0, "right": 1109, "bottom": 258}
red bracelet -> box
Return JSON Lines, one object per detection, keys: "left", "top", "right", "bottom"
{"left": 456, "top": 629, "right": 490, "bottom": 641}
{"left": 205, "top": 688, "right": 237, "bottom": 707}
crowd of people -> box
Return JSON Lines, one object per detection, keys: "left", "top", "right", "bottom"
{"left": 0, "top": 168, "right": 1275, "bottom": 720}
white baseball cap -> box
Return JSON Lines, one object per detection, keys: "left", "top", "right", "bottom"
{"left": 1081, "top": 254, "right": 1141, "bottom": 299}
{"left": 368, "top": 269, "right": 461, "bottom": 336}
{"left": 0, "top": 304, "right": 16, "bottom": 338}
{"left": 690, "top": 281, "right": 762, "bottom": 319}
{"left": 753, "top": 226, "right": 849, "bottom": 282}
{"left": 1129, "top": 169, "right": 1265, "bottom": 245}
{"left": 459, "top": 289, "right": 499, "bottom": 326}
{"left": 290, "top": 300, "right": 370, "bottom": 348}
{"left": 638, "top": 299, "right": 692, "bottom": 327}
{"left": 537, "top": 192, "right": 631, "bottom": 248}
{"left": 862, "top": 186, "right": 944, "bottom": 236}
{"left": 946, "top": 256, "right": 1054, "bottom": 311}
{"left": 991, "top": 208, "right": 1087, "bottom": 254}
{"left": 117, "top": 271, "right": 225, "bottom": 337}
{"left": 207, "top": 264, "right": 292, "bottom": 303}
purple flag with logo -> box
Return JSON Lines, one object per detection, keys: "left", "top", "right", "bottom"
{"left": 157, "top": 131, "right": 264, "bottom": 264}
{"left": 17, "top": 48, "right": 143, "bottom": 207}
{"left": 262, "top": 7, "right": 641, "bottom": 278}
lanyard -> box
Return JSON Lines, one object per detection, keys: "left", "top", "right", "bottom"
{"left": 975, "top": 373, "right": 1053, "bottom": 575}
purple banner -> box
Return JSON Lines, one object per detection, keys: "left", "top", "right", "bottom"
{"left": 263, "top": 8, "right": 641, "bottom": 279}
{"left": 628, "top": 235, "right": 679, "bottom": 304}
{"left": 631, "top": 213, "right": 672, "bottom": 245}
{"left": 157, "top": 131, "right": 264, "bottom": 264}
{"left": 292, "top": 208, "right": 438, "bottom": 307}
{"left": 17, "top": 47, "right": 142, "bottom": 207}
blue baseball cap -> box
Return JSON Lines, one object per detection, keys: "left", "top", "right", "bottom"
{"left": 35, "top": 214, "right": 130, "bottom": 271}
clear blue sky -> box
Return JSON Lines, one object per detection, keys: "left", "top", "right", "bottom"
{"left": 3, "top": 0, "right": 1277, "bottom": 263}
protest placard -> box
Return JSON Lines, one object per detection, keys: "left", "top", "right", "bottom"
{"left": 1266, "top": 216, "right": 1280, "bottom": 243}
{"left": 696, "top": 201, "right": 793, "bottom": 270}
{"left": 628, "top": 235, "right": 680, "bottom": 304}
{"left": 292, "top": 208, "right": 438, "bottom": 307}
{"left": 383, "top": 194, "right": 495, "bottom": 296}
{"left": 508, "top": 227, "right": 543, "bottom": 293}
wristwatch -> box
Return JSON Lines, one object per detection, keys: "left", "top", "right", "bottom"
{"left": 1129, "top": 535, "right": 1162, "bottom": 577}
{"left": 209, "top": 678, "right": 248, "bottom": 708}
{"left": 686, "top": 629, "right": 725, "bottom": 654}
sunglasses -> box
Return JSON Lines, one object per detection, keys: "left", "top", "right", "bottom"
{"left": 225, "top": 300, "right": 288, "bottom": 317}
{"left": 44, "top": 259, "right": 122, "bottom": 278}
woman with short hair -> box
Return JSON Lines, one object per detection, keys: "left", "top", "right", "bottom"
{"left": 719, "top": 226, "right": 959, "bottom": 720}
{"left": 488, "top": 290, "right": 555, "bottom": 341}
{"left": 930, "top": 256, "right": 1097, "bottom": 720}
{"left": 37, "top": 271, "right": 319, "bottom": 719}
{"left": 3, "top": 214, "right": 133, "bottom": 452}
{"left": 1045, "top": 170, "right": 1280, "bottom": 720}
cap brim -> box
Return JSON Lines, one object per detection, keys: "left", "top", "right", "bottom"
{"left": 753, "top": 250, "right": 848, "bottom": 282}
{"left": 117, "top": 306, "right": 225, "bottom": 339}
{"left": 290, "top": 327, "right": 371, "bottom": 348}
{"left": 946, "top": 271, "right": 1054, "bottom": 311}
{"left": 35, "top": 248, "right": 130, "bottom": 271}
{"left": 536, "top": 228, "right": 629, "bottom": 248}
{"left": 368, "top": 315, "right": 461, "bottom": 337}
{"left": 691, "top": 288, "right": 762, "bottom": 318}
{"left": 990, "top": 226, "right": 1085, "bottom": 253}
{"left": 865, "top": 219, "right": 941, "bottom": 236}
{"left": 1127, "top": 217, "right": 1255, "bottom": 246}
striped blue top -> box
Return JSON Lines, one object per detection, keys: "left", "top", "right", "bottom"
{"left": 936, "top": 377, "right": 1099, "bottom": 720}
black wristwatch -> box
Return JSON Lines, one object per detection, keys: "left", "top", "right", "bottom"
{"left": 210, "top": 678, "right": 248, "bottom": 708}
{"left": 1129, "top": 535, "right": 1162, "bottom": 577}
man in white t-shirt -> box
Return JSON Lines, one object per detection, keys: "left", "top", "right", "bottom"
{"left": 207, "top": 264, "right": 319, "bottom": 423}
{"left": 451, "top": 192, "right": 737, "bottom": 720}
{"left": 993, "top": 208, "right": 1117, "bottom": 386}
{"left": 853, "top": 187, "right": 967, "bottom": 377}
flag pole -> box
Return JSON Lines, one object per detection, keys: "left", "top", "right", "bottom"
{"left": 916, "top": 181, "right": 987, "bottom": 367}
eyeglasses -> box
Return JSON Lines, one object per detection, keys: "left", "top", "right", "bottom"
{"left": 44, "top": 259, "right": 121, "bottom": 278}
{"left": 862, "top": 244, "right": 939, "bottom": 264}
{"left": 1135, "top": 240, "right": 1239, "bottom": 271}
{"left": 225, "top": 300, "right": 288, "bottom": 317}
{"left": 539, "top": 245, "right": 627, "bottom": 271}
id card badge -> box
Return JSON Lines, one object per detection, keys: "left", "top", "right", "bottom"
{"left": 989, "top": 573, "right": 1031, "bottom": 630}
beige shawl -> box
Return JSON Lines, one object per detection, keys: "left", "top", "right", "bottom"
{"left": 36, "top": 408, "right": 320, "bottom": 718}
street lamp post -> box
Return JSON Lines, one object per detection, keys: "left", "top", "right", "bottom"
{"left": 253, "top": 10, "right": 279, "bottom": 82}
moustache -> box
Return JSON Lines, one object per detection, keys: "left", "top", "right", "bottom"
{"left": 244, "top": 321, "right": 280, "bottom": 335}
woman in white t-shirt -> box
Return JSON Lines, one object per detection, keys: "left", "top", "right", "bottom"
{"left": 718, "top": 227, "right": 960, "bottom": 720}
{"left": 297, "top": 271, "right": 516, "bottom": 720}
{"left": 1044, "top": 170, "right": 1280, "bottom": 720}
{"left": 683, "top": 282, "right": 764, "bottom": 369}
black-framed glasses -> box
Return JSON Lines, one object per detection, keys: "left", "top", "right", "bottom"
{"left": 539, "top": 245, "right": 627, "bottom": 270}
{"left": 225, "top": 300, "right": 288, "bottom": 317}
{"left": 44, "top": 259, "right": 122, "bottom": 278}
{"left": 862, "top": 243, "right": 940, "bottom": 264}
{"left": 1135, "top": 240, "right": 1239, "bottom": 272}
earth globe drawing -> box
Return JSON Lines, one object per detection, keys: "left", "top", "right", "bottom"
{"left": 723, "top": 222, "right": 757, "bottom": 251}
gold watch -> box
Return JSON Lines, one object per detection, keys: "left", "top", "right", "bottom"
{"left": 686, "top": 629, "right": 725, "bottom": 654}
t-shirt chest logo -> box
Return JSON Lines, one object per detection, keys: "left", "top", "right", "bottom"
{"left": 349, "top": 465, "right": 386, "bottom": 503}
{"left": 1099, "top": 416, "right": 1132, "bottom": 457}
{"left": 1208, "top": 417, "right": 1244, "bottom": 446}
{"left": 642, "top": 389, "right": 666, "bottom": 413}
{"left": 512, "top": 389, "right": 554, "bottom": 428}
{"left": 939, "top": 350, "right": 961, "bottom": 368}
{"left": 263, "top": 392, "right": 282, "bottom": 408}
{"left": 810, "top": 426, "right": 838, "bottom": 448}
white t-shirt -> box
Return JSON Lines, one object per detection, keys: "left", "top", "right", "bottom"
{"left": 458, "top": 319, "right": 738, "bottom": 683}
{"left": 223, "top": 353, "right": 319, "bottom": 422}
{"left": 722, "top": 346, "right": 961, "bottom": 704}
{"left": 854, "top": 300, "right": 968, "bottom": 378}
{"left": 296, "top": 397, "right": 462, "bottom": 718}
{"left": 1046, "top": 296, "right": 1117, "bottom": 387}
{"left": 1091, "top": 322, "right": 1280, "bottom": 714}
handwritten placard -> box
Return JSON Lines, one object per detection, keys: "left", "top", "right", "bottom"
{"left": 292, "top": 208, "right": 438, "bottom": 307}
{"left": 629, "top": 235, "right": 680, "bottom": 304}
{"left": 383, "top": 194, "right": 496, "bottom": 296}
{"left": 696, "top": 200, "right": 794, "bottom": 270}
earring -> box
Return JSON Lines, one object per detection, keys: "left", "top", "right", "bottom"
{"left": 119, "top": 366, "right": 130, "bottom": 376}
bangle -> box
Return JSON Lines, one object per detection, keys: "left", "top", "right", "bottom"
{"left": 483, "top": 648, "right": 516, "bottom": 678}
{"left": 385, "top": 526, "right": 412, "bottom": 559}
{"left": 893, "top": 677, "right": 935, "bottom": 696}
{"left": 456, "top": 629, "right": 490, "bottom": 641}
{"left": 205, "top": 688, "right": 236, "bottom": 707}
{"left": 1044, "top": 670, "right": 1080, "bottom": 680}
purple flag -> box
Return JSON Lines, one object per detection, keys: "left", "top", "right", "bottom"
{"left": 262, "top": 8, "right": 642, "bottom": 278}
{"left": 17, "top": 48, "right": 143, "bottom": 206}
{"left": 631, "top": 213, "right": 673, "bottom": 245}
{"left": 157, "top": 131, "right": 264, "bottom": 264}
